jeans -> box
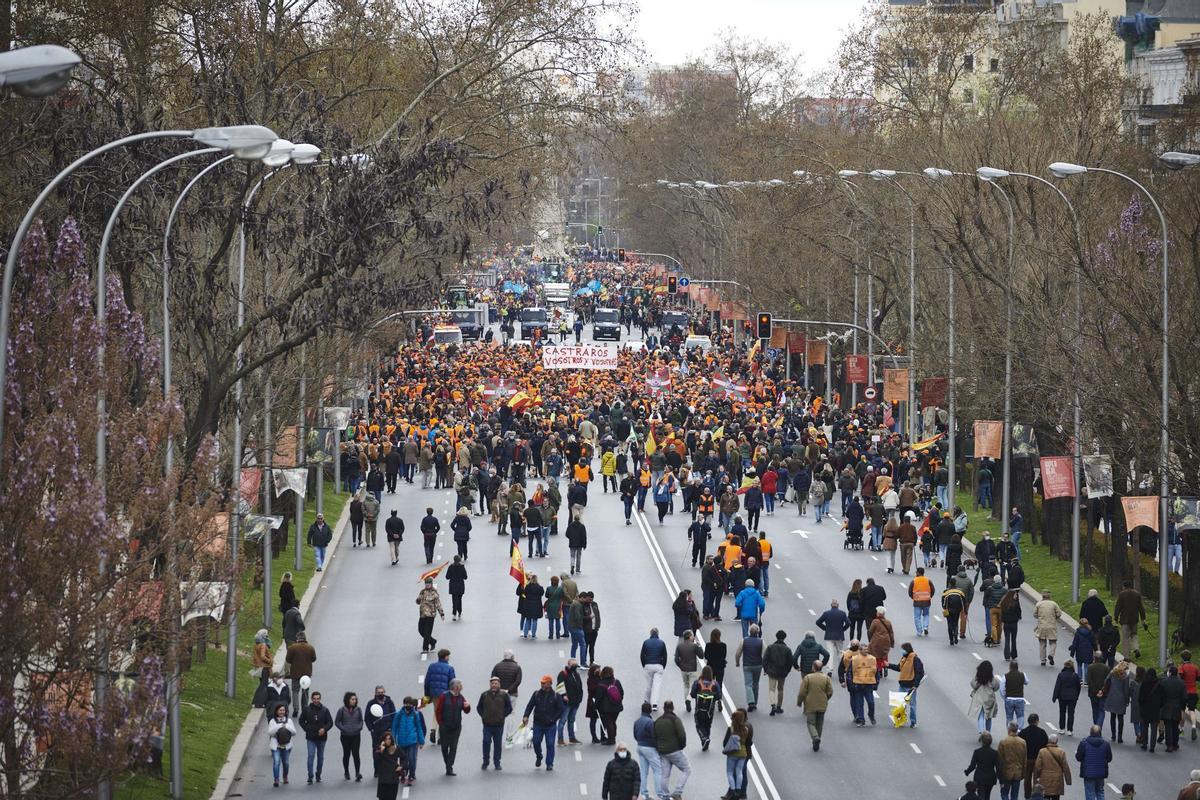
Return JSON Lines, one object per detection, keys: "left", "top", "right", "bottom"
{"left": 1004, "top": 697, "right": 1026, "bottom": 728}
{"left": 623, "top": 496, "right": 634, "bottom": 521}
{"left": 936, "top": 485, "right": 948, "bottom": 508}
{"left": 764, "top": 494, "right": 775, "bottom": 514}
{"left": 482, "top": 724, "right": 503, "bottom": 767}
{"left": 1083, "top": 777, "right": 1106, "bottom": 800}
{"left": 402, "top": 744, "right": 418, "bottom": 778}
{"left": 725, "top": 756, "right": 747, "bottom": 790}
{"left": 557, "top": 703, "right": 578, "bottom": 741}
{"left": 1170, "top": 543, "right": 1183, "bottom": 573}
{"left": 643, "top": 663, "right": 665, "bottom": 707}
{"left": 702, "top": 588, "right": 720, "bottom": 618}
{"left": 521, "top": 617, "right": 538, "bottom": 638}
{"left": 1000, "top": 779, "right": 1021, "bottom": 800}
{"left": 351, "top": 519, "right": 363, "bottom": 544}
{"left": 272, "top": 748, "right": 291, "bottom": 782}
{"left": 569, "top": 627, "right": 588, "bottom": 665}
{"left": 849, "top": 685, "right": 875, "bottom": 722}
{"left": 531, "top": 723, "right": 555, "bottom": 766}
{"left": 306, "top": 739, "right": 325, "bottom": 780}
{"left": 291, "top": 678, "right": 310, "bottom": 716}
{"left": 760, "top": 564, "right": 770, "bottom": 594}
{"left": 1010, "top": 529, "right": 1022, "bottom": 560}
{"left": 637, "top": 486, "right": 648, "bottom": 511}
{"left": 658, "top": 750, "right": 691, "bottom": 795}
{"left": 913, "top": 605, "right": 930, "bottom": 635}
{"left": 1090, "top": 696, "right": 1105, "bottom": 726}
{"left": 907, "top": 687, "right": 918, "bottom": 726}
{"left": 638, "top": 745, "right": 663, "bottom": 795}
{"left": 314, "top": 545, "right": 327, "bottom": 569}
{"left": 740, "top": 618, "right": 758, "bottom": 638}
{"left": 813, "top": 502, "right": 823, "bottom": 523}
{"left": 742, "top": 666, "right": 762, "bottom": 706}
{"left": 977, "top": 708, "right": 992, "bottom": 733}
{"left": 870, "top": 525, "right": 882, "bottom": 549}
{"left": 527, "top": 526, "right": 543, "bottom": 557}
{"left": 540, "top": 526, "right": 549, "bottom": 555}
{"left": 548, "top": 615, "right": 563, "bottom": 638}
{"left": 980, "top": 484, "right": 993, "bottom": 508}
{"left": 841, "top": 492, "right": 852, "bottom": 516}
{"left": 570, "top": 547, "right": 582, "bottom": 572}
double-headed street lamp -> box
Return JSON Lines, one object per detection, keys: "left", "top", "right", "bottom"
{"left": 1047, "top": 160, "right": 1170, "bottom": 664}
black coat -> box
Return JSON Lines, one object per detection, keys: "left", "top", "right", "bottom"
{"left": 566, "top": 520, "right": 588, "bottom": 549}
{"left": 518, "top": 582, "right": 545, "bottom": 619}
{"left": 859, "top": 584, "right": 886, "bottom": 619}
{"left": 446, "top": 563, "right": 468, "bottom": 596}
{"left": 1138, "top": 677, "right": 1163, "bottom": 720}
{"left": 601, "top": 755, "right": 641, "bottom": 800}
{"left": 451, "top": 515, "right": 472, "bottom": 542}
{"left": 966, "top": 745, "right": 999, "bottom": 786}
{"left": 1079, "top": 596, "right": 1108, "bottom": 632}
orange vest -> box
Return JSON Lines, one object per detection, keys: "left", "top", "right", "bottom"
{"left": 639, "top": 469, "right": 652, "bottom": 488}
{"left": 759, "top": 540, "right": 772, "bottom": 562}
{"left": 574, "top": 463, "right": 591, "bottom": 484}
{"left": 851, "top": 653, "right": 878, "bottom": 684}
{"left": 723, "top": 543, "right": 742, "bottom": 571}
{"left": 910, "top": 576, "right": 933, "bottom": 604}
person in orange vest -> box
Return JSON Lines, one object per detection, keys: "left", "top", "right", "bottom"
{"left": 908, "top": 567, "right": 936, "bottom": 637}
{"left": 637, "top": 464, "right": 653, "bottom": 512}
{"left": 697, "top": 485, "right": 715, "bottom": 524}
{"left": 757, "top": 531, "right": 773, "bottom": 598}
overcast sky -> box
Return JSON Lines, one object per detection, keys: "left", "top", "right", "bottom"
{"left": 633, "top": 0, "right": 870, "bottom": 77}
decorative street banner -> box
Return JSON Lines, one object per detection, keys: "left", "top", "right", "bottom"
{"left": 272, "top": 425, "right": 300, "bottom": 468}
{"left": 1082, "top": 455, "right": 1114, "bottom": 499}
{"left": 180, "top": 581, "right": 231, "bottom": 626}
{"left": 323, "top": 406, "right": 351, "bottom": 430}
{"left": 242, "top": 514, "right": 284, "bottom": 545}
{"left": 542, "top": 344, "right": 619, "bottom": 370}
{"left": 920, "top": 377, "right": 947, "bottom": 408}
{"left": 788, "top": 332, "right": 805, "bottom": 354}
{"left": 305, "top": 427, "right": 337, "bottom": 465}
{"left": 1011, "top": 423, "right": 1039, "bottom": 458}
{"left": 1040, "top": 456, "right": 1076, "bottom": 500}
{"left": 805, "top": 340, "right": 827, "bottom": 366}
{"left": 883, "top": 368, "right": 909, "bottom": 403}
{"left": 1122, "top": 496, "right": 1158, "bottom": 532}
{"left": 845, "top": 354, "right": 869, "bottom": 384}
{"left": 974, "top": 420, "right": 1004, "bottom": 459}
{"left": 239, "top": 468, "right": 262, "bottom": 507}
{"left": 769, "top": 327, "right": 789, "bottom": 348}
{"left": 1170, "top": 497, "right": 1200, "bottom": 532}
{"left": 274, "top": 467, "right": 308, "bottom": 498}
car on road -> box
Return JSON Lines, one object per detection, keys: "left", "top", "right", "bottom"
{"left": 683, "top": 334, "right": 713, "bottom": 352}
{"left": 660, "top": 310, "right": 689, "bottom": 333}
{"left": 518, "top": 307, "right": 550, "bottom": 339}
{"left": 431, "top": 324, "right": 463, "bottom": 345}
{"left": 592, "top": 307, "right": 622, "bottom": 341}
{"left": 449, "top": 309, "right": 483, "bottom": 340}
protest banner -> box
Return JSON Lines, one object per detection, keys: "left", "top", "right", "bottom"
{"left": 542, "top": 344, "right": 619, "bottom": 370}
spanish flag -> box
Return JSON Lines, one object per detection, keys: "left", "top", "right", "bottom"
{"left": 509, "top": 543, "right": 527, "bottom": 588}
{"left": 645, "top": 429, "right": 657, "bottom": 457}
{"left": 419, "top": 561, "right": 449, "bottom": 582}
{"left": 912, "top": 433, "right": 945, "bottom": 452}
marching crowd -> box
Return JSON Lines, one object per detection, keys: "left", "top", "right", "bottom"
{"left": 248, "top": 254, "right": 1200, "bottom": 800}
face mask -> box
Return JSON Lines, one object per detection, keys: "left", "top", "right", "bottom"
{"left": 617, "top": 750, "right": 629, "bottom": 759}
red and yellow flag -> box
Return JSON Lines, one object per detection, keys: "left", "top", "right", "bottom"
{"left": 911, "top": 433, "right": 945, "bottom": 452}
{"left": 509, "top": 543, "right": 526, "bottom": 588}
{"left": 419, "top": 561, "right": 449, "bottom": 582}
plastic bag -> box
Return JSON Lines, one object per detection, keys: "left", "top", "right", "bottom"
{"left": 504, "top": 723, "right": 532, "bottom": 750}
{"left": 889, "top": 690, "right": 912, "bottom": 728}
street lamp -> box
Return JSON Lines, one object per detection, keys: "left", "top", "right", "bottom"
{"left": 1159, "top": 151, "right": 1200, "bottom": 169}
{"left": 0, "top": 124, "right": 279, "bottom": 461}
{"left": 976, "top": 164, "right": 1085, "bottom": 602}
{"left": 1049, "top": 159, "right": 1170, "bottom": 665}
{"left": 0, "top": 44, "right": 80, "bottom": 96}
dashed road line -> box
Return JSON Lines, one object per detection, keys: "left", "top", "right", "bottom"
{"left": 808, "top": 609, "right": 816, "bottom": 616}
{"left": 934, "top": 776, "right": 946, "bottom": 787}
{"left": 871, "top": 555, "right": 878, "bottom": 561}
{"left": 575, "top": 751, "right": 582, "bottom": 762}
{"left": 910, "top": 743, "right": 922, "bottom": 754}
{"left": 580, "top": 783, "right": 588, "bottom": 795}
{"left": 1108, "top": 783, "right": 1120, "bottom": 795}
{"left": 796, "top": 592, "right": 803, "bottom": 599}
{"left": 785, "top": 577, "right": 793, "bottom": 584}
{"left": 972, "top": 652, "right": 982, "bottom": 661}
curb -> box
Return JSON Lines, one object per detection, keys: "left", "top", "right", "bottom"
{"left": 959, "top": 536, "right": 1086, "bottom": 639}
{"left": 209, "top": 493, "right": 353, "bottom": 800}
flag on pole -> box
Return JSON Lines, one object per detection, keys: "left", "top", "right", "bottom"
{"left": 645, "top": 429, "right": 658, "bottom": 457}
{"left": 509, "top": 543, "right": 527, "bottom": 587}
{"left": 646, "top": 366, "right": 671, "bottom": 397}
{"left": 911, "top": 432, "right": 945, "bottom": 452}
{"left": 419, "top": 561, "right": 449, "bottom": 582}
{"left": 712, "top": 425, "right": 725, "bottom": 441}
{"left": 711, "top": 372, "right": 748, "bottom": 402}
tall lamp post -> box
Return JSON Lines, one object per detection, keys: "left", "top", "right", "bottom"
{"left": 1049, "top": 160, "right": 1170, "bottom": 665}
{"left": 0, "top": 44, "right": 80, "bottom": 95}
{"left": 977, "top": 166, "right": 1085, "bottom": 603}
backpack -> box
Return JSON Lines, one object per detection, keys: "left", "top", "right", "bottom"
{"left": 848, "top": 595, "right": 862, "bottom": 616}
{"left": 605, "top": 682, "right": 624, "bottom": 710}
{"left": 694, "top": 681, "right": 717, "bottom": 714}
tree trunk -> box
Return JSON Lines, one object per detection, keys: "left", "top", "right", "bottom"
{"left": 1108, "top": 495, "right": 1128, "bottom": 596}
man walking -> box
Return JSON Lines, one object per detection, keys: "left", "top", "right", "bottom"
{"left": 433, "top": 679, "right": 470, "bottom": 776}
{"left": 998, "top": 721, "right": 1026, "bottom": 800}
{"left": 1034, "top": 591, "right": 1063, "bottom": 666}
{"left": 306, "top": 513, "right": 333, "bottom": 571}
{"left": 522, "top": 675, "right": 566, "bottom": 771}
{"left": 285, "top": 632, "right": 316, "bottom": 717}
{"left": 556, "top": 658, "right": 584, "bottom": 746}
{"left": 763, "top": 630, "right": 794, "bottom": 716}
{"left": 734, "top": 579, "right": 765, "bottom": 639}
{"left": 362, "top": 492, "right": 380, "bottom": 548}
{"left": 1113, "top": 581, "right": 1146, "bottom": 659}
{"left": 477, "top": 676, "right": 512, "bottom": 771}
{"left": 1075, "top": 724, "right": 1112, "bottom": 800}
{"left": 735, "top": 624, "right": 765, "bottom": 713}
{"left": 385, "top": 510, "right": 404, "bottom": 566}
{"left": 908, "top": 567, "right": 935, "bottom": 637}
{"left": 653, "top": 700, "right": 690, "bottom": 800}
{"left": 299, "top": 690, "right": 333, "bottom": 784}
{"left": 415, "top": 577, "right": 444, "bottom": 653}
{"left": 675, "top": 632, "right": 705, "bottom": 712}
{"left": 796, "top": 658, "right": 833, "bottom": 752}
{"left": 633, "top": 703, "right": 662, "bottom": 799}
{"left": 420, "top": 507, "right": 440, "bottom": 564}
{"left": 640, "top": 628, "right": 668, "bottom": 709}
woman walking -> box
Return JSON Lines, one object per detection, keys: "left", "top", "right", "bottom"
{"left": 517, "top": 574, "right": 545, "bottom": 639}
{"left": 336, "top": 691, "right": 364, "bottom": 782}
{"left": 672, "top": 589, "right": 700, "bottom": 639}
{"left": 373, "top": 732, "right": 406, "bottom": 800}
{"left": 705, "top": 629, "right": 728, "bottom": 687}
{"left": 545, "top": 574, "right": 566, "bottom": 640}
{"left": 585, "top": 664, "right": 604, "bottom": 743}
{"left": 565, "top": 512, "right": 587, "bottom": 574}
{"left": 1103, "top": 660, "right": 1133, "bottom": 743}
{"left": 846, "top": 579, "right": 866, "bottom": 642}
{"left": 445, "top": 556, "right": 467, "bottom": 620}
{"left": 252, "top": 629, "right": 273, "bottom": 705}
{"left": 1052, "top": 660, "right": 1082, "bottom": 736}
{"left": 969, "top": 660, "right": 1000, "bottom": 734}
{"left": 1137, "top": 668, "right": 1163, "bottom": 752}
{"left": 596, "top": 665, "right": 624, "bottom": 745}
{"left": 268, "top": 702, "right": 297, "bottom": 787}
{"left": 999, "top": 590, "right": 1022, "bottom": 660}
{"left": 721, "top": 708, "right": 754, "bottom": 800}
{"left": 450, "top": 507, "right": 472, "bottom": 559}
{"left": 964, "top": 732, "right": 999, "bottom": 800}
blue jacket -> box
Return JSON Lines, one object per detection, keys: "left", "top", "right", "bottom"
{"left": 633, "top": 713, "right": 656, "bottom": 747}
{"left": 640, "top": 634, "right": 668, "bottom": 667}
{"left": 391, "top": 707, "right": 426, "bottom": 747}
{"left": 734, "top": 587, "right": 766, "bottom": 621}
{"left": 424, "top": 659, "right": 456, "bottom": 700}
{"left": 1075, "top": 733, "right": 1112, "bottom": 778}
{"left": 815, "top": 608, "right": 850, "bottom": 641}
{"left": 1069, "top": 627, "right": 1095, "bottom": 663}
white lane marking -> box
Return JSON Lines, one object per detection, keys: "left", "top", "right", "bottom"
{"left": 559, "top": 650, "right": 565, "bottom": 658}
{"left": 785, "top": 578, "right": 793, "bottom": 584}
{"left": 575, "top": 751, "right": 582, "bottom": 762}
{"left": 898, "top": 581, "right": 908, "bottom": 588}
{"left": 1108, "top": 783, "right": 1120, "bottom": 794}
{"left": 972, "top": 652, "right": 982, "bottom": 661}
{"left": 1046, "top": 722, "right": 1057, "bottom": 732}
{"left": 773, "top": 563, "right": 782, "bottom": 570}
{"left": 420, "top": 653, "right": 428, "bottom": 662}
{"left": 808, "top": 609, "right": 816, "bottom": 616}
{"left": 632, "top": 511, "right": 782, "bottom": 800}
{"left": 791, "top": 529, "right": 810, "bottom": 539}
{"left": 934, "top": 615, "right": 943, "bottom": 622}
{"left": 910, "top": 743, "right": 921, "bottom": 754}
{"left": 796, "top": 592, "right": 804, "bottom": 600}
{"left": 871, "top": 555, "right": 878, "bottom": 561}
{"left": 872, "top": 691, "right": 879, "bottom": 699}
{"left": 580, "top": 783, "right": 588, "bottom": 795}
{"left": 417, "top": 674, "right": 424, "bottom": 683}
{"left": 402, "top": 788, "right": 410, "bottom": 799}
{"left": 934, "top": 776, "right": 946, "bottom": 787}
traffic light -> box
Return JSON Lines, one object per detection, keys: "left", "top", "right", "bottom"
{"left": 618, "top": 248, "right": 626, "bottom": 262}
{"left": 756, "top": 312, "right": 772, "bottom": 340}
{"left": 667, "top": 275, "right": 678, "bottom": 294}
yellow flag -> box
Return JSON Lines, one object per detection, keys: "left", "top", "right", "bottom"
{"left": 645, "top": 429, "right": 657, "bottom": 457}
{"left": 712, "top": 425, "right": 725, "bottom": 441}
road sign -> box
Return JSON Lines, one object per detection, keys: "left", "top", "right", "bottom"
{"left": 864, "top": 387, "right": 878, "bottom": 400}
{"left": 766, "top": 347, "right": 780, "bottom": 359}
{"left": 679, "top": 277, "right": 690, "bottom": 287}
